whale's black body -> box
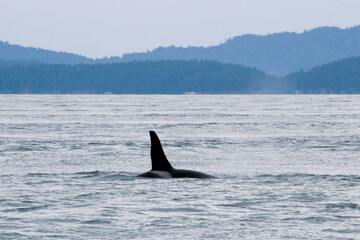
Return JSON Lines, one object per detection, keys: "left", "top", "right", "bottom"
{"left": 137, "top": 131, "right": 215, "bottom": 179}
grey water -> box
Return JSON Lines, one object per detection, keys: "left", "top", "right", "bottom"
{"left": 0, "top": 95, "right": 359, "bottom": 239}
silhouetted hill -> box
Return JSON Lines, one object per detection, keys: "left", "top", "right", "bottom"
{"left": 0, "top": 60, "right": 279, "bottom": 94}
{"left": 2, "top": 26, "right": 360, "bottom": 75}
{"left": 286, "top": 56, "right": 360, "bottom": 93}
{"left": 120, "top": 26, "right": 360, "bottom": 75}
{"left": 0, "top": 41, "right": 93, "bottom": 64}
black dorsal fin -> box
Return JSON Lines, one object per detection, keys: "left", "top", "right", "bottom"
{"left": 149, "top": 131, "right": 173, "bottom": 171}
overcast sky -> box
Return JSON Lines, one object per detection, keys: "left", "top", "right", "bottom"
{"left": 1, "top": 0, "right": 360, "bottom": 58}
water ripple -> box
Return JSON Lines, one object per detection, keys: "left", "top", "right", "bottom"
{"left": 1, "top": 95, "right": 360, "bottom": 239}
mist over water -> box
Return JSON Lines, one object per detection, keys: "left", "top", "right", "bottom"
{"left": 0, "top": 95, "right": 359, "bottom": 239}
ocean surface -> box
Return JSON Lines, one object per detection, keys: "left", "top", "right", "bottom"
{"left": 0, "top": 94, "right": 359, "bottom": 239}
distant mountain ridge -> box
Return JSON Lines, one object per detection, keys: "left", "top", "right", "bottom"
{"left": 1, "top": 25, "right": 360, "bottom": 75}
{"left": 121, "top": 26, "right": 360, "bottom": 75}
{"left": 0, "top": 41, "right": 92, "bottom": 65}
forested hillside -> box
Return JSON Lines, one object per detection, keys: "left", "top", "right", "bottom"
{"left": 286, "top": 56, "right": 360, "bottom": 93}
{"left": 0, "top": 60, "right": 277, "bottom": 94}
{"left": 1, "top": 57, "right": 360, "bottom": 94}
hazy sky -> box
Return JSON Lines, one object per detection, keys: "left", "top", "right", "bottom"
{"left": 1, "top": 0, "right": 360, "bottom": 58}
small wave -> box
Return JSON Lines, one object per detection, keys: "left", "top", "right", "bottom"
{"left": 8, "top": 126, "right": 26, "bottom": 130}
{"left": 100, "top": 172, "right": 135, "bottom": 181}
{"left": 0, "top": 233, "right": 28, "bottom": 239}
{"left": 69, "top": 144, "right": 84, "bottom": 150}
{"left": 255, "top": 173, "right": 318, "bottom": 184}
{"left": 71, "top": 171, "right": 136, "bottom": 181}
{"left": 27, "top": 180, "right": 58, "bottom": 185}
{"left": 43, "top": 234, "right": 68, "bottom": 239}
{"left": 302, "top": 216, "right": 334, "bottom": 223}
{"left": 323, "top": 228, "right": 360, "bottom": 234}
{"left": 73, "top": 171, "right": 101, "bottom": 178}
{"left": 82, "top": 219, "right": 112, "bottom": 224}
{"left": 218, "top": 201, "right": 258, "bottom": 208}
{"left": 24, "top": 171, "right": 136, "bottom": 180}
{"left": 334, "top": 215, "right": 360, "bottom": 219}
{"left": 257, "top": 173, "right": 317, "bottom": 178}
{"left": 256, "top": 173, "right": 360, "bottom": 182}
{"left": 26, "top": 173, "right": 52, "bottom": 177}
{"left": 308, "top": 145, "right": 336, "bottom": 149}
{"left": 282, "top": 216, "right": 333, "bottom": 223}
{"left": 285, "top": 192, "right": 326, "bottom": 203}
{"left": 165, "top": 141, "right": 194, "bottom": 148}
{"left": 325, "top": 202, "right": 359, "bottom": 210}
{"left": 88, "top": 141, "right": 119, "bottom": 146}
{"left": 75, "top": 192, "right": 100, "bottom": 198}
{"left": 125, "top": 141, "right": 136, "bottom": 146}
{"left": 88, "top": 142, "right": 104, "bottom": 146}
{"left": 4, "top": 204, "right": 49, "bottom": 213}
{"left": 150, "top": 207, "right": 203, "bottom": 213}
{"left": 6, "top": 145, "right": 49, "bottom": 152}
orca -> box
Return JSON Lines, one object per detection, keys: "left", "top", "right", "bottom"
{"left": 137, "top": 131, "right": 215, "bottom": 179}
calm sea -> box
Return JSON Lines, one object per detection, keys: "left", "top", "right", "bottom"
{"left": 0, "top": 95, "right": 359, "bottom": 239}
